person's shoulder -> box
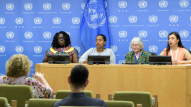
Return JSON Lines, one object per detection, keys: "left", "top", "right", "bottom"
{"left": 89, "top": 97, "right": 106, "bottom": 106}
{"left": 105, "top": 48, "right": 113, "bottom": 52}
{"left": 54, "top": 97, "right": 70, "bottom": 107}
{"left": 142, "top": 50, "right": 150, "bottom": 55}
{"left": 125, "top": 51, "right": 133, "bottom": 56}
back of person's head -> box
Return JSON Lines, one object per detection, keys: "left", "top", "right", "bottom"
{"left": 70, "top": 65, "right": 89, "bottom": 89}
{"left": 6, "top": 54, "right": 30, "bottom": 77}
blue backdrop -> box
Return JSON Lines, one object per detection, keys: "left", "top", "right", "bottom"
{"left": 0, "top": 0, "right": 191, "bottom": 76}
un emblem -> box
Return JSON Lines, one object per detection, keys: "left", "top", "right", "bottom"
{"left": 72, "top": 17, "right": 80, "bottom": 24}
{"left": 105, "top": 1, "right": 107, "bottom": 8}
{"left": 84, "top": 0, "right": 106, "bottom": 28}
{"left": 119, "top": 60, "right": 125, "bottom": 64}
{"left": 15, "top": 17, "right": 23, "bottom": 24}
{"left": 15, "top": 46, "right": 24, "bottom": 53}
{"left": 159, "top": 0, "right": 168, "bottom": 8}
{"left": 53, "top": 17, "right": 61, "bottom": 24}
{"left": 179, "top": 0, "right": 189, "bottom": 8}
{"left": 62, "top": 2, "right": 71, "bottom": 10}
{"left": 110, "top": 45, "right": 118, "bottom": 52}
{"left": 169, "top": 15, "right": 178, "bottom": 23}
{"left": 0, "top": 17, "right": 5, "bottom": 24}
{"left": 30, "top": 60, "right": 33, "bottom": 67}
{"left": 34, "top": 17, "right": 42, "bottom": 24}
{"left": 43, "top": 3, "right": 51, "bottom": 10}
{"left": 24, "top": 31, "right": 33, "bottom": 39}
{"left": 180, "top": 30, "right": 189, "bottom": 38}
{"left": 149, "top": 45, "right": 158, "bottom": 53}
{"left": 0, "top": 45, "right": 5, "bottom": 53}
{"left": 129, "top": 15, "right": 137, "bottom": 23}
{"left": 43, "top": 31, "right": 51, "bottom": 39}
{"left": 81, "top": 3, "right": 85, "bottom": 10}
{"left": 129, "top": 46, "right": 133, "bottom": 51}
{"left": 159, "top": 30, "right": 168, "bottom": 38}
{"left": 118, "top": 1, "right": 127, "bottom": 8}
{"left": 139, "top": 30, "right": 147, "bottom": 38}
{"left": 149, "top": 15, "right": 158, "bottom": 23}
{"left": 34, "top": 46, "right": 42, "bottom": 53}
{"left": 6, "top": 3, "right": 14, "bottom": 10}
{"left": 118, "top": 30, "right": 127, "bottom": 38}
{"left": 138, "top": 0, "right": 147, "bottom": 8}
{"left": 109, "top": 16, "right": 117, "bottom": 23}
{"left": 73, "top": 46, "right": 80, "bottom": 53}
{"left": 6, "top": 31, "right": 14, "bottom": 39}
{"left": 24, "top": 3, "right": 33, "bottom": 10}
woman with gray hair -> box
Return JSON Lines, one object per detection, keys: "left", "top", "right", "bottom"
{"left": 125, "top": 37, "right": 151, "bottom": 64}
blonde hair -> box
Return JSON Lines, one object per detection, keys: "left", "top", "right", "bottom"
{"left": 6, "top": 54, "right": 31, "bottom": 77}
{"left": 130, "top": 37, "right": 144, "bottom": 50}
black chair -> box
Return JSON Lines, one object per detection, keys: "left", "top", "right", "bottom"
{"left": 149, "top": 52, "right": 157, "bottom": 56}
{"left": 189, "top": 51, "right": 191, "bottom": 54}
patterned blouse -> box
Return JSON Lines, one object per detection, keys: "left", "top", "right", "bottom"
{"left": 125, "top": 50, "right": 151, "bottom": 64}
{"left": 0, "top": 76, "right": 53, "bottom": 99}
{"left": 43, "top": 46, "right": 77, "bottom": 62}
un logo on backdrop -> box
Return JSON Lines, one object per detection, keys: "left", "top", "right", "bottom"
{"left": 6, "top": 3, "right": 14, "bottom": 10}
{"left": 24, "top": 3, "right": 33, "bottom": 10}
{"left": 15, "top": 17, "right": 23, "bottom": 24}
{"left": 180, "top": 30, "right": 189, "bottom": 38}
{"left": 34, "top": 46, "right": 42, "bottom": 53}
{"left": 119, "top": 60, "right": 125, "bottom": 64}
{"left": 149, "top": 45, "right": 158, "bottom": 53}
{"left": 109, "top": 16, "right": 117, "bottom": 23}
{"left": 138, "top": 0, "right": 147, "bottom": 8}
{"left": 43, "top": 31, "right": 51, "bottom": 39}
{"left": 72, "top": 17, "right": 80, "bottom": 24}
{"left": 24, "top": 31, "right": 33, "bottom": 39}
{"left": 139, "top": 30, "right": 147, "bottom": 38}
{"left": 81, "top": 3, "right": 85, "bottom": 10}
{"left": 129, "top": 15, "right": 137, "bottom": 23}
{"left": 118, "top": 1, "right": 127, "bottom": 8}
{"left": 0, "top": 45, "right": 5, "bottom": 53}
{"left": 62, "top": 2, "right": 70, "bottom": 10}
{"left": 43, "top": 3, "right": 51, "bottom": 10}
{"left": 159, "top": 0, "right": 168, "bottom": 8}
{"left": 169, "top": 15, "right": 178, "bottom": 23}
{"left": 179, "top": 0, "right": 189, "bottom": 8}
{"left": 110, "top": 45, "right": 118, "bottom": 52}
{"left": 84, "top": 0, "right": 106, "bottom": 28}
{"left": 118, "top": 30, "right": 127, "bottom": 38}
{"left": 30, "top": 60, "right": 33, "bottom": 67}
{"left": 159, "top": 30, "right": 168, "bottom": 38}
{"left": 149, "top": 15, "right": 158, "bottom": 23}
{"left": 6, "top": 31, "right": 14, "bottom": 39}
{"left": 0, "top": 17, "right": 5, "bottom": 24}
{"left": 105, "top": 1, "right": 107, "bottom": 8}
{"left": 53, "top": 17, "right": 61, "bottom": 24}
{"left": 34, "top": 17, "right": 42, "bottom": 24}
{"left": 15, "top": 46, "right": 24, "bottom": 53}
{"left": 73, "top": 46, "right": 80, "bottom": 53}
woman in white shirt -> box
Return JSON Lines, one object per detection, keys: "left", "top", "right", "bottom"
{"left": 79, "top": 34, "right": 116, "bottom": 64}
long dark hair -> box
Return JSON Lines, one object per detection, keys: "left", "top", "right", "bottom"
{"left": 51, "top": 31, "right": 71, "bottom": 48}
{"left": 166, "top": 32, "right": 185, "bottom": 55}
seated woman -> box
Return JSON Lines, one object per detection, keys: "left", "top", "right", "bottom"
{"left": 125, "top": 37, "right": 151, "bottom": 64}
{"left": 0, "top": 54, "right": 53, "bottom": 98}
{"left": 79, "top": 34, "right": 116, "bottom": 64}
{"left": 160, "top": 32, "right": 191, "bottom": 65}
{"left": 43, "top": 31, "right": 79, "bottom": 63}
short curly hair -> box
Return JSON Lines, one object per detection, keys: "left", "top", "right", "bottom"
{"left": 6, "top": 54, "right": 31, "bottom": 77}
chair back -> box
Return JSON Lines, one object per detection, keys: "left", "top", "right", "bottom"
{"left": 105, "top": 100, "right": 134, "bottom": 107}
{"left": 28, "top": 99, "right": 61, "bottom": 107}
{"left": 149, "top": 52, "right": 157, "bottom": 56}
{"left": 0, "top": 97, "right": 8, "bottom": 107}
{"left": 114, "top": 91, "right": 152, "bottom": 107}
{"left": 56, "top": 90, "right": 93, "bottom": 99}
{"left": 0, "top": 85, "right": 33, "bottom": 107}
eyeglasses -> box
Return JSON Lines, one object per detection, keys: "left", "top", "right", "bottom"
{"left": 57, "top": 37, "right": 64, "bottom": 40}
{"left": 132, "top": 44, "right": 140, "bottom": 47}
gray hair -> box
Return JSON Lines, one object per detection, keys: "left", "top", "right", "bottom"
{"left": 130, "top": 37, "right": 144, "bottom": 50}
